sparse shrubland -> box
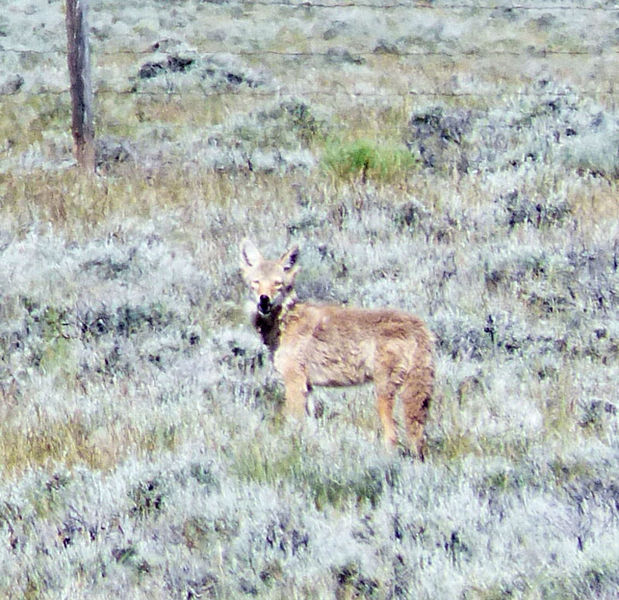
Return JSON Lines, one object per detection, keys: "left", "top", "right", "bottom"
{"left": 0, "top": 1, "right": 617, "bottom": 598}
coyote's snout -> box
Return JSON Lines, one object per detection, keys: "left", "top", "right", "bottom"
{"left": 240, "top": 239, "right": 434, "bottom": 457}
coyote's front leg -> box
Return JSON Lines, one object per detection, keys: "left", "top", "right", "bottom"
{"left": 280, "top": 368, "right": 309, "bottom": 418}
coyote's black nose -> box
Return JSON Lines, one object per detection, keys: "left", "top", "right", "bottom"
{"left": 258, "top": 295, "right": 271, "bottom": 314}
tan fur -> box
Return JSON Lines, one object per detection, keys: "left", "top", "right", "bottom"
{"left": 239, "top": 239, "right": 434, "bottom": 457}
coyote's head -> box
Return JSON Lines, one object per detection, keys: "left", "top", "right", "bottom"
{"left": 240, "top": 239, "right": 300, "bottom": 317}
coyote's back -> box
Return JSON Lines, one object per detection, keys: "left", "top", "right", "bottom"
{"left": 239, "top": 239, "right": 434, "bottom": 457}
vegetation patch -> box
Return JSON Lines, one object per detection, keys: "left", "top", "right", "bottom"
{"left": 322, "top": 138, "right": 418, "bottom": 183}
{"left": 231, "top": 436, "right": 398, "bottom": 510}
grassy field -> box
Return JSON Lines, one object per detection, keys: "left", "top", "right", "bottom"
{"left": 0, "top": 1, "right": 617, "bottom": 598}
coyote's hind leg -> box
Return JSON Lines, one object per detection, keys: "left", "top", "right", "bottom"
{"left": 375, "top": 382, "right": 398, "bottom": 449}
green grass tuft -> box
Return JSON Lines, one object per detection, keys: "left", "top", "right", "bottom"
{"left": 322, "top": 138, "right": 418, "bottom": 183}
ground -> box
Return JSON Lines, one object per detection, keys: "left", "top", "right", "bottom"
{"left": 0, "top": 1, "right": 617, "bottom": 598}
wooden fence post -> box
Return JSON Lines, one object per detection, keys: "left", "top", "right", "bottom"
{"left": 66, "top": 0, "right": 95, "bottom": 172}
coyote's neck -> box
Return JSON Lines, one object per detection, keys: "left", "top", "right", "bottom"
{"left": 253, "top": 294, "right": 297, "bottom": 353}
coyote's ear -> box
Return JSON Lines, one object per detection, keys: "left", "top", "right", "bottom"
{"left": 240, "top": 239, "right": 262, "bottom": 270}
{"left": 280, "top": 245, "right": 300, "bottom": 272}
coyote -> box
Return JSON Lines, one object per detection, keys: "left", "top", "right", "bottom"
{"left": 239, "top": 239, "right": 434, "bottom": 456}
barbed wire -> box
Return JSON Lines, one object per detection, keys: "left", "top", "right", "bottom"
{"left": 202, "top": 0, "right": 617, "bottom": 10}
{"left": 5, "top": 1, "right": 618, "bottom": 12}
{"left": 2, "top": 86, "right": 615, "bottom": 99}
{"left": 1, "top": 46, "right": 616, "bottom": 57}
{"left": 177, "top": 1, "right": 619, "bottom": 9}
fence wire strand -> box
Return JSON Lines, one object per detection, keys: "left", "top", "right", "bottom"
{"left": 6, "top": 1, "right": 619, "bottom": 12}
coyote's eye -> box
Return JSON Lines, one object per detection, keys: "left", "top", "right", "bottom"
{"left": 251, "top": 280, "right": 260, "bottom": 290}
{"left": 273, "top": 280, "right": 283, "bottom": 290}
